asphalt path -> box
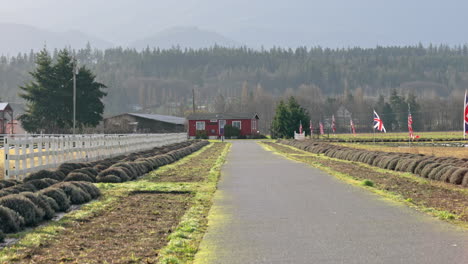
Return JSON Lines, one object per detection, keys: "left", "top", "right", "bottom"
{"left": 195, "top": 141, "right": 468, "bottom": 264}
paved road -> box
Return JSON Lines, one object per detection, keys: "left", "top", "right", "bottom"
{"left": 194, "top": 141, "right": 468, "bottom": 264}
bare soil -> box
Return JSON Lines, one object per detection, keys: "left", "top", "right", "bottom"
{"left": 265, "top": 142, "right": 468, "bottom": 222}
{"left": 18, "top": 192, "right": 191, "bottom": 264}
{"left": 150, "top": 143, "right": 226, "bottom": 182}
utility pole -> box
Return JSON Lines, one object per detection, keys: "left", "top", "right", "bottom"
{"left": 73, "top": 57, "right": 78, "bottom": 135}
{"left": 192, "top": 87, "right": 196, "bottom": 113}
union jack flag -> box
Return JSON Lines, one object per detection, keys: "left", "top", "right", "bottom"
{"left": 319, "top": 122, "right": 325, "bottom": 135}
{"left": 408, "top": 112, "right": 414, "bottom": 139}
{"left": 350, "top": 119, "right": 356, "bottom": 136}
{"left": 465, "top": 90, "right": 468, "bottom": 138}
{"left": 332, "top": 115, "right": 336, "bottom": 134}
{"left": 373, "top": 110, "right": 386, "bottom": 133}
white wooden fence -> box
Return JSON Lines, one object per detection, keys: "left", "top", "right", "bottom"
{"left": 2, "top": 133, "right": 187, "bottom": 180}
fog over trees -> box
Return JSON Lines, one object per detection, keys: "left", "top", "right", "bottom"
{"left": 0, "top": 44, "right": 466, "bottom": 133}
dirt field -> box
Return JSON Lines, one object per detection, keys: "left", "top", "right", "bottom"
{"left": 263, "top": 142, "right": 468, "bottom": 223}
{"left": 19, "top": 192, "right": 191, "bottom": 264}
{"left": 0, "top": 142, "right": 231, "bottom": 264}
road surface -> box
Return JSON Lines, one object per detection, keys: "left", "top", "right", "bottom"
{"left": 195, "top": 141, "right": 468, "bottom": 264}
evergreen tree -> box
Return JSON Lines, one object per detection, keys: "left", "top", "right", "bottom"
{"left": 271, "top": 97, "right": 310, "bottom": 138}
{"left": 287, "top": 96, "right": 310, "bottom": 136}
{"left": 389, "top": 89, "right": 406, "bottom": 131}
{"left": 381, "top": 103, "right": 395, "bottom": 131}
{"left": 19, "top": 49, "right": 106, "bottom": 133}
{"left": 271, "top": 100, "right": 289, "bottom": 138}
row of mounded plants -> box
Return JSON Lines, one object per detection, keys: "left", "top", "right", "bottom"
{"left": 318, "top": 138, "right": 467, "bottom": 143}
{"left": 277, "top": 140, "right": 468, "bottom": 187}
{"left": 0, "top": 140, "right": 209, "bottom": 242}
{"left": 0, "top": 140, "right": 209, "bottom": 191}
{"left": 0, "top": 181, "right": 100, "bottom": 241}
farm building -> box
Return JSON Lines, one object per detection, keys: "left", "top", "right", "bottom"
{"left": 103, "top": 113, "right": 186, "bottom": 133}
{"left": 187, "top": 112, "right": 259, "bottom": 139}
{"left": 0, "top": 103, "right": 14, "bottom": 134}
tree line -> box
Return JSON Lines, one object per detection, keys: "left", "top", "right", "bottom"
{"left": 0, "top": 44, "right": 467, "bottom": 133}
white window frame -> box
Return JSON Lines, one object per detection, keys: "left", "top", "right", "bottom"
{"left": 251, "top": 119, "right": 257, "bottom": 130}
{"left": 196, "top": 121, "right": 205, "bottom": 130}
{"left": 232, "top": 121, "right": 242, "bottom": 129}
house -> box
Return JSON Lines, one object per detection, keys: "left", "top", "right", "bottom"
{"left": 187, "top": 112, "right": 259, "bottom": 139}
{"left": 104, "top": 113, "right": 186, "bottom": 133}
{"left": 0, "top": 103, "right": 14, "bottom": 134}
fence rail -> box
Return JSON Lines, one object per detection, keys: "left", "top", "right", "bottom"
{"left": 2, "top": 133, "right": 187, "bottom": 180}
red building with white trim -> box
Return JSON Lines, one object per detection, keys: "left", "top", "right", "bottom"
{"left": 187, "top": 112, "right": 259, "bottom": 139}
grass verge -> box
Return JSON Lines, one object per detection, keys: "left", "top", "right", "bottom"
{"left": 0, "top": 142, "right": 231, "bottom": 264}
{"left": 259, "top": 142, "right": 468, "bottom": 229}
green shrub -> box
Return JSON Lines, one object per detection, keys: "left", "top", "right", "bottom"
{"left": 39, "top": 187, "right": 71, "bottom": 212}
{"left": 0, "top": 180, "right": 20, "bottom": 189}
{"left": 64, "top": 172, "right": 95, "bottom": 182}
{"left": 0, "top": 194, "right": 44, "bottom": 226}
{"left": 420, "top": 163, "right": 442, "bottom": 178}
{"left": 449, "top": 168, "right": 468, "bottom": 185}
{"left": 52, "top": 182, "right": 92, "bottom": 204}
{"left": 440, "top": 167, "right": 460, "bottom": 182}
{"left": 22, "top": 192, "right": 56, "bottom": 220}
{"left": 195, "top": 130, "right": 208, "bottom": 139}
{"left": 98, "top": 168, "right": 130, "bottom": 182}
{"left": 361, "top": 179, "right": 374, "bottom": 187}
{"left": 27, "top": 179, "right": 59, "bottom": 190}
{"left": 0, "top": 205, "right": 25, "bottom": 233}
{"left": 96, "top": 175, "right": 121, "bottom": 183}
{"left": 23, "top": 170, "right": 62, "bottom": 182}
{"left": 68, "top": 182, "right": 101, "bottom": 199}
{"left": 224, "top": 125, "right": 241, "bottom": 138}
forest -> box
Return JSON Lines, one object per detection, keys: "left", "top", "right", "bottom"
{"left": 0, "top": 44, "right": 466, "bottom": 133}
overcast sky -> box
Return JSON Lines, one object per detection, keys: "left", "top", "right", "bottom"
{"left": 1, "top": 0, "right": 468, "bottom": 47}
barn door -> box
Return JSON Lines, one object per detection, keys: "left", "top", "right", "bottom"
{"left": 219, "top": 120, "right": 226, "bottom": 135}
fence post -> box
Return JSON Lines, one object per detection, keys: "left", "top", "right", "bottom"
{"left": 4, "top": 136, "right": 9, "bottom": 179}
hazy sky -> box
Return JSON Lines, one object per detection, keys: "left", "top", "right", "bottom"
{"left": 1, "top": 0, "right": 468, "bottom": 47}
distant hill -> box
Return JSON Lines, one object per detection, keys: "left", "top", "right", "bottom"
{"left": 0, "top": 23, "right": 113, "bottom": 55}
{"left": 131, "top": 27, "right": 240, "bottom": 50}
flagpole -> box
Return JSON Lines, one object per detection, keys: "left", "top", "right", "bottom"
{"left": 464, "top": 90, "right": 467, "bottom": 140}
{"left": 408, "top": 103, "right": 411, "bottom": 147}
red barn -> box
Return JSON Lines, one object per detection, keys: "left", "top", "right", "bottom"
{"left": 187, "top": 112, "right": 259, "bottom": 139}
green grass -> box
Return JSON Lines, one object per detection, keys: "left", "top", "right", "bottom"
{"left": 0, "top": 142, "right": 232, "bottom": 264}
{"left": 361, "top": 179, "right": 374, "bottom": 187}
{"left": 157, "top": 143, "right": 231, "bottom": 263}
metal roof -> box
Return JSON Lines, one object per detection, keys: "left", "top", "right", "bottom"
{"left": 127, "top": 113, "right": 186, "bottom": 125}
{"left": 0, "top": 103, "right": 12, "bottom": 112}
{"left": 187, "top": 112, "right": 259, "bottom": 120}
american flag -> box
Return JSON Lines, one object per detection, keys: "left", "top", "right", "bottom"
{"left": 350, "top": 119, "right": 356, "bottom": 136}
{"left": 310, "top": 120, "right": 313, "bottom": 135}
{"left": 373, "top": 110, "right": 386, "bottom": 133}
{"left": 465, "top": 90, "right": 468, "bottom": 138}
{"left": 332, "top": 115, "right": 336, "bottom": 134}
{"left": 408, "top": 111, "right": 414, "bottom": 139}
{"left": 319, "top": 122, "right": 325, "bottom": 135}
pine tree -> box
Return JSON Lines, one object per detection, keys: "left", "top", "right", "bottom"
{"left": 271, "top": 100, "right": 289, "bottom": 138}
{"left": 270, "top": 97, "right": 310, "bottom": 138}
{"left": 19, "top": 49, "right": 106, "bottom": 133}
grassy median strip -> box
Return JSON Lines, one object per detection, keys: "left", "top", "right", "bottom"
{"left": 259, "top": 142, "right": 468, "bottom": 229}
{"left": 0, "top": 142, "right": 231, "bottom": 264}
